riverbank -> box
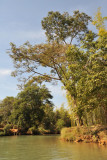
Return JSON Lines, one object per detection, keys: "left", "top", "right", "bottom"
{"left": 0, "top": 124, "right": 59, "bottom": 136}
{"left": 61, "top": 125, "right": 107, "bottom": 145}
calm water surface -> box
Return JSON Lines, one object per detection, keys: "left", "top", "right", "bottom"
{"left": 0, "top": 135, "right": 107, "bottom": 160}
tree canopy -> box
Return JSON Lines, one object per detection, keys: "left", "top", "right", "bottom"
{"left": 9, "top": 82, "right": 53, "bottom": 129}
{"left": 8, "top": 9, "right": 107, "bottom": 126}
{"left": 0, "top": 82, "right": 71, "bottom": 134}
{"left": 41, "top": 10, "right": 91, "bottom": 44}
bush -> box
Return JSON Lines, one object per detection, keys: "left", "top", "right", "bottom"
{"left": 98, "top": 131, "right": 107, "bottom": 139}
{"left": 38, "top": 126, "right": 47, "bottom": 134}
{"left": 0, "top": 131, "right": 5, "bottom": 136}
{"left": 4, "top": 124, "right": 13, "bottom": 135}
{"left": 61, "top": 126, "right": 107, "bottom": 143}
{"left": 92, "top": 135, "right": 98, "bottom": 142}
{"left": 28, "top": 127, "right": 39, "bottom": 135}
{"left": 61, "top": 127, "right": 93, "bottom": 141}
{"left": 56, "top": 119, "right": 65, "bottom": 133}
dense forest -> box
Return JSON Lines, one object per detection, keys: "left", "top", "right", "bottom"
{"left": 0, "top": 9, "right": 107, "bottom": 136}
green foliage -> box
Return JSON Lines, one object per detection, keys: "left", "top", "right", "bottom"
{"left": 56, "top": 119, "right": 65, "bottom": 132}
{"left": 65, "top": 10, "right": 107, "bottom": 125}
{"left": 0, "top": 82, "right": 71, "bottom": 135}
{"left": 42, "top": 10, "right": 91, "bottom": 43}
{"left": 92, "top": 8, "right": 106, "bottom": 29}
{"left": 0, "top": 131, "right": 5, "bottom": 136}
{"left": 9, "top": 82, "right": 53, "bottom": 130}
{"left": 61, "top": 126, "right": 107, "bottom": 143}
{"left": 38, "top": 125, "right": 49, "bottom": 134}
{"left": 41, "top": 104, "right": 56, "bottom": 132}
{"left": 55, "top": 106, "right": 71, "bottom": 133}
{"left": 28, "top": 126, "right": 38, "bottom": 135}
{"left": 98, "top": 131, "right": 107, "bottom": 140}
{"left": 8, "top": 9, "right": 107, "bottom": 128}
{"left": 0, "top": 97, "right": 15, "bottom": 125}
{"left": 61, "top": 127, "right": 76, "bottom": 141}
{"left": 4, "top": 124, "right": 12, "bottom": 135}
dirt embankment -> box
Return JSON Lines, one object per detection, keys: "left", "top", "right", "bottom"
{"left": 61, "top": 125, "right": 107, "bottom": 145}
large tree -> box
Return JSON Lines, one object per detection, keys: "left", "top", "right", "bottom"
{"left": 9, "top": 10, "right": 91, "bottom": 84}
{"left": 66, "top": 9, "right": 107, "bottom": 125}
{"left": 9, "top": 10, "right": 107, "bottom": 126}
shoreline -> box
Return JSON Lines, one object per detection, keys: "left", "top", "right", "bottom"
{"left": 60, "top": 125, "right": 107, "bottom": 145}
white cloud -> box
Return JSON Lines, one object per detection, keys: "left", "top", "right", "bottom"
{"left": 0, "top": 69, "right": 11, "bottom": 76}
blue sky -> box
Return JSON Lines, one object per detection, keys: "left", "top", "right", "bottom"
{"left": 0, "top": 0, "right": 106, "bottom": 107}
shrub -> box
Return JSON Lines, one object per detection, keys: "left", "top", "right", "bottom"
{"left": 0, "top": 131, "right": 5, "bottom": 136}
{"left": 38, "top": 126, "right": 47, "bottom": 134}
{"left": 61, "top": 126, "right": 93, "bottom": 141}
{"left": 4, "top": 124, "right": 13, "bottom": 135}
{"left": 98, "top": 131, "right": 107, "bottom": 139}
{"left": 56, "top": 119, "right": 65, "bottom": 133}
{"left": 92, "top": 135, "right": 98, "bottom": 142}
{"left": 28, "top": 127, "right": 39, "bottom": 135}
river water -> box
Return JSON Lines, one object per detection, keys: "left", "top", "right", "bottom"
{"left": 0, "top": 135, "right": 107, "bottom": 160}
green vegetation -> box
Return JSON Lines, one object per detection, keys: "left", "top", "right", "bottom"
{"left": 0, "top": 82, "right": 71, "bottom": 135}
{"left": 9, "top": 9, "right": 107, "bottom": 127}
{"left": 61, "top": 125, "right": 107, "bottom": 145}
{"left": 0, "top": 9, "right": 106, "bottom": 140}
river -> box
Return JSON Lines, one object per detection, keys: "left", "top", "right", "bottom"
{"left": 0, "top": 135, "right": 107, "bottom": 160}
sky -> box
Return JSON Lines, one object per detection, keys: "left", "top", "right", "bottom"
{"left": 0, "top": 0, "right": 106, "bottom": 107}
